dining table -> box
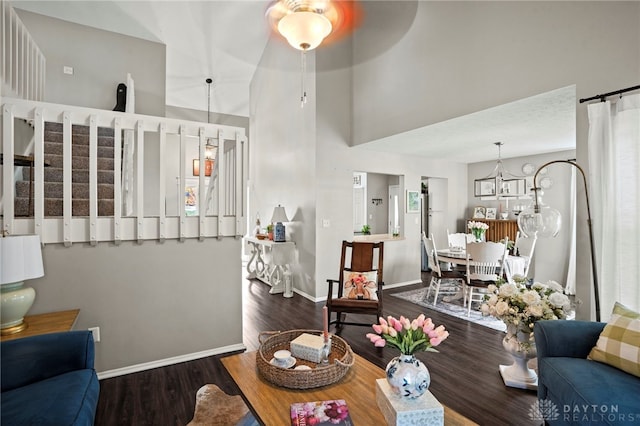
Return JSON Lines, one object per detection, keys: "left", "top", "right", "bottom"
{"left": 436, "top": 248, "right": 528, "bottom": 283}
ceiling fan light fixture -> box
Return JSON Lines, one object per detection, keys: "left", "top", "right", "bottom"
{"left": 277, "top": 10, "right": 333, "bottom": 51}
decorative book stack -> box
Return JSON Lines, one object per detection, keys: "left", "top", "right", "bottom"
{"left": 290, "top": 400, "right": 353, "bottom": 426}
{"left": 290, "top": 332, "right": 327, "bottom": 363}
{"left": 375, "top": 379, "right": 444, "bottom": 426}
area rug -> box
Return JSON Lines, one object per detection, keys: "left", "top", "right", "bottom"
{"left": 391, "top": 287, "right": 507, "bottom": 332}
{"left": 187, "top": 384, "right": 256, "bottom": 426}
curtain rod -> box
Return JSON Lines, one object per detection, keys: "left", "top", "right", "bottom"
{"left": 579, "top": 84, "right": 640, "bottom": 103}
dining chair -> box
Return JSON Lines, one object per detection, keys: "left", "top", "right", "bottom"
{"left": 464, "top": 241, "right": 508, "bottom": 317}
{"left": 447, "top": 229, "right": 472, "bottom": 250}
{"left": 422, "top": 232, "right": 465, "bottom": 306}
{"left": 513, "top": 231, "right": 537, "bottom": 277}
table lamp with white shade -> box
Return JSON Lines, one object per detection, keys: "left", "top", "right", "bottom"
{"left": 0, "top": 234, "right": 44, "bottom": 335}
{"left": 271, "top": 205, "right": 290, "bottom": 243}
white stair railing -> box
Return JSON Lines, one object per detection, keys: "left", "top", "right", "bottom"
{"left": 1, "top": 97, "right": 247, "bottom": 245}
{"left": 1, "top": 0, "right": 45, "bottom": 102}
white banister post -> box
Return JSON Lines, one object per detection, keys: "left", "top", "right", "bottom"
{"left": 89, "top": 115, "right": 98, "bottom": 245}
{"left": 113, "top": 117, "right": 122, "bottom": 244}
{"left": 179, "top": 124, "right": 186, "bottom": 242}
{"left": 135, "top": 120, "right": 144, "bottom": 243}
{"left": 198, "top": 127, "right": 206, "bottom": 240}
{"left": 217, "top": 130, "right": 225, "bottom": 239}
{"left": 63, "top": 112, "right": 72, "bottom": 246}
{"left": 2, "top": 104, "right": 15, "bottom": 235}
{"left": 235, "top": 132, "right": 246, "bottom": 237}
{"left": 158, "top": 122, "right": 166, "bottom": 242}
{"left": 33, "top": 107, "right": 44, "bottom": 240}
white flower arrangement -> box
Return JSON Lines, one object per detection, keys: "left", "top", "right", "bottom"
{"left": 467, "top": 221, "right": 489, "bottom": 231}
{"left": 481, "top": 275, "right": 571, "bottom": 336}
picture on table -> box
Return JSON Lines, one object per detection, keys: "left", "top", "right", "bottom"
{"left": 473, "top": 206, "right": 486, "bottom": 219}
{"left": 485, "top": 207, "right": 497, "bottom": 219}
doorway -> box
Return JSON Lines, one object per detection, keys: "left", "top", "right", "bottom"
{"left": 421, "top": 177, "right": 448, "bottom": 248}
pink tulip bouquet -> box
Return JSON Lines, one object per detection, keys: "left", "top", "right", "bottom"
{"left": 366, "top": 314, "right": 449, "bottom": 355}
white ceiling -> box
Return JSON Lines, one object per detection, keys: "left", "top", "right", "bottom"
{"left": 13, "top": 1, "right": 576, "bottom": 164}
{"left": 359, "top": 85, "right": 576, "bottom": 164}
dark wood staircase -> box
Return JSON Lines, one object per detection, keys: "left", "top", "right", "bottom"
{"left": 15, "top": 122, "right": 115, "bottom": 216}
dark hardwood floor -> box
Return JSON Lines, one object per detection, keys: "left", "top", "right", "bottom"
{"left": 96, "top": 273, "right": 540, "bottom": 425}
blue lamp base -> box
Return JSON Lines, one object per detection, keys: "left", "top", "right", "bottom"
{"left": 274, "top": 222, "right": 286, "bottom": 242}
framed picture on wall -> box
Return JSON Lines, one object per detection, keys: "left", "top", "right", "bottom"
{"left": 406, "top": 190, "right": 420, "bottom": 213}
{"left": 473, "top": 206, "right": 486, "bottom": 219}
{"left": 485, "top": 207, "right": 497, "bottom": 219}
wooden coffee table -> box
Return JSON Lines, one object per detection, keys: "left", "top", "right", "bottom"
{"left": 222, "top": 351, "right": 476, "bottom": 425}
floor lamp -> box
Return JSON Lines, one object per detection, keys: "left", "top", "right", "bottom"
{"left": 517, "top": 160, "right": 601, "bottom": 322}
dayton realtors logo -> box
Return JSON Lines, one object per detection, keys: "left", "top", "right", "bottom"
{"left": 529, "top": 400, "right": 640, "bottom": 423}
{"left": 529, "top": 399, "right": 560, "bottom": 422}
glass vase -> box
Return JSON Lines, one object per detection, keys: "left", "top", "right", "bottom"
{"left": 472, "top": 228, "right": 485, "bottom": 242}
{"left": 385, "top": 354, "right": 430, "bottom": 399}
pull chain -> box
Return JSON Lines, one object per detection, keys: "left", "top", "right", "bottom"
{"left": 300, "top": 50, "right": 307, "bottom": 108}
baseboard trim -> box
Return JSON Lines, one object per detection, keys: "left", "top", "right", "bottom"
{"left": 96, "top": 343, "right": 246, "bottom": 380}
{"left": 383, "top": 280, "right": 422, "bottom": 290}
{"left": 293, "top": 287, "right": 320, "bottom": 302}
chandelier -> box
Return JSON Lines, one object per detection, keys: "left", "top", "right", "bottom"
{"left": 474, "top": 142, "right": 526, "bottom": 198}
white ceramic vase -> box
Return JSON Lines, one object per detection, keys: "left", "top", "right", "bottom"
{"left": 385, "top": 354, "right": 430, "bottom": 399}
{"left": 499, "top": 325, "right": 538, "bottom": 390}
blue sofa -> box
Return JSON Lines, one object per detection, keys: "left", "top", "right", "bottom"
{"left": 1, "top": 330, "right": 100, "bottom": 425}
{"left": 535, "top": 320, "right": 640, "bottom": 425}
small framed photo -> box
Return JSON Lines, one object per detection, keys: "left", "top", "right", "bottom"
{"left": 473, "top": 206, "right": 486, "bottom": 219}
{"left": 485, "top": 207, "right": 497, "bottom": 220}
{"left": 406, "top": 190, "right": 420, "bottom": 213}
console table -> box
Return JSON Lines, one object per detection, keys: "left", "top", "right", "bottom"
{"left": 1, "top": 309, "right": 79, "bottom": 342}
{"left": 467, "top": 218, "right": 518, "bottom": 242}
{"left": 244, "top": 237, "right": 296, "bottom": 298}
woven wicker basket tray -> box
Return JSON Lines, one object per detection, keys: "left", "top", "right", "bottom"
{"left": 257, "top": 329, "right": 355, "bottom": 389}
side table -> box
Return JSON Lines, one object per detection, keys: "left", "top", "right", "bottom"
{"left": 244, "top": 237, "right": 296, "bottom": 297}
{"left": 1, "top": 309, "right": 80, "bottom": 342}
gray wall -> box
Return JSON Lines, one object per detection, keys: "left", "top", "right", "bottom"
{"left": 17, "top": 9, "right": 166, "bottom": 116}
{"left": 250, "top": 33, "right": 469, "bottom": 300}
{"left": 249, "top": 38, "right": 318, "bottom": 298}
{"left": 350, "top": 1, "right": 640, "bottom": 319}
{"left": 165, "top": 105, "right": 249, "bottom": 132}
{"left": 366, "top": 172, "right": 392, "bottom": 235}
{"left": 30, "top": 239, "right": 243, "bottom": 373}
{"left": 14, "top": 10, "right": 244, "bottom": 374}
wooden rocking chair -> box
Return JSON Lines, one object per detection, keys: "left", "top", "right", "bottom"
{"left": 326, "top": 240, "right": 384, "bottom": 329}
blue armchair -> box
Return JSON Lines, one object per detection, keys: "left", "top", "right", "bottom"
{"left": 1, "top": 330, "right": 100, "bottom": 425}
{"left": 535, "top": 320, "right": 640, "bottom": 425}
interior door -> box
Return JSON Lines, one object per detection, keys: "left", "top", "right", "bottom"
{"left": 388, "top": 185, "right": 399, "bottom": 234}
{"left": 425, "top": 177, "right": 448, "bottom": 249}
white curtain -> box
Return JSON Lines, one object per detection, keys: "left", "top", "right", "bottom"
{"left": 588, "top": 93, "right": 640, "bottom": 318}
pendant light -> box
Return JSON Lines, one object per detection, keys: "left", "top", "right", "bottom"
{"left": 474, "top": 142, "right": 526, "bottom": 198}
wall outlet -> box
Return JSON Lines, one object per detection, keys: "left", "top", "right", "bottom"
{"left": 88, "top": 326, "right": 100, "bottom": 342}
